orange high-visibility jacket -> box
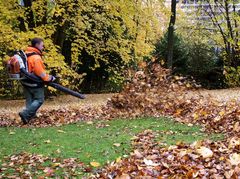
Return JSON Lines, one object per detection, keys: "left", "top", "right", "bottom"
{"left": 25, "top": 47, "right": 52, "bottom": 82}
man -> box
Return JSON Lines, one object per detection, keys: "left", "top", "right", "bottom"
{"left": 19, "top": 38, "right": 55, "bottom": 124}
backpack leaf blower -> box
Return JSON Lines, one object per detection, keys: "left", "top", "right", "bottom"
{"left": 7, "top": 50, "right": 85, "bottom": 99}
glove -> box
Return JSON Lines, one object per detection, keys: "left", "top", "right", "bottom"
{"left": 50, "top": 76, "right": 56, "bottom": 82}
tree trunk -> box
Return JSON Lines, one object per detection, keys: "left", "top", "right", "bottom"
{"left": 233, "top": 3, "right": 239, "bottom": 46}
{"left": 18, "top": 17, "right": 27, "bottom": 31}
{"left": 224, "top": 0, "right": 238, "bottom": 67}
{"left": 23, "top": 0, "right": 35, "bottom": 29}
{"left": 167, "top": 0, "right": 177, "bottom": 70}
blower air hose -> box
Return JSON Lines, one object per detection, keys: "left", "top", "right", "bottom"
{"left": 20, "top": 69, "right": 85, "bottom": 99}
{"left": 48, "top": 82, "right": 85, "bottom": 99}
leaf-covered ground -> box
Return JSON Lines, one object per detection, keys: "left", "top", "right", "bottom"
{"left": 95, "top": 130, "right": 240, "bottom": 178}
{"left": 0, "top": 118, "right": 220, "bottom": 178}
{"left": 1, "top": 64, "right": 240, "bottom": 178}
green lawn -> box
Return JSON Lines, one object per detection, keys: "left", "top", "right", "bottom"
{"left": 0, "top": 117, "right": 223, "bottom": 166}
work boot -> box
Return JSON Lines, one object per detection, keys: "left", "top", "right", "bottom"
{"left": 19, "top": 112, "right": 29, "bottom": 125}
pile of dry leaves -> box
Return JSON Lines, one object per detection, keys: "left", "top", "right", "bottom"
{"left": 107, "top": 63, "right": 240, "bottom": 136}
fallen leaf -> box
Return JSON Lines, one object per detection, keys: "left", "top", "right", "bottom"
{"left": 213, "top": 116, "right": 221, "bottom": 122}
{"left": 228, "top": 137, "right": 240, "bottom": 149}
{"left": 196, "top": 147, "right": 213, "bottom": 158}
{"left": 43, "top": 167, "right": 54, "bottom": 177}
{"left": 9, "top": 131, "right": 15, "bottom": 135}
{"left": 57, "top": 130, "right": 66, "bottom": 133}
{"left": 193, "top": 113, "right": 199, "bottom": 120}
{"left": 113, "top": 143, "right": 121, "bottom": 147}
{"left": 143, "top": 158, "right": 159, "bottom": 166}
{"left": 90, "top": 161, "right": 100, "bottom": 167}
{"left": 228, "top": 153, "right": 240, "bottom": 166}
{"left": 56, "top": 149, "right": 61, "bottom": 154}
{"left": 51, "top": 163, "right": 61, "bottom": 168}
{"left": 44, "top": 140, "right": 51, "bottom": 144}
{"left": 133, "top": 150, "right": 143, "bottom": 158}
{"left": 116, "top": 157, "right": 122, "bottom": 163}
{"left": 116, "top": 174, "right": 131, "bottom": 179}
{"left": 219, "top": 111, "right": 225, "bottom": 116}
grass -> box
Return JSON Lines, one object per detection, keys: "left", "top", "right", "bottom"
{"left": 0, "top": 117, "right": 223, "bottom": 167}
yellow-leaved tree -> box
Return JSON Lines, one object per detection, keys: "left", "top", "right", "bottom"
{"left": 0, "top": 0, "right": 166, "bottom": 97}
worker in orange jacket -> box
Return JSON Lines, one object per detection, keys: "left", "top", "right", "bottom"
{"left": 19, "top": 38, "right": 55, "bottom": 124}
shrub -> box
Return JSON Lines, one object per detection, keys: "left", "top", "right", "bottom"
{"left": 153, "top": 32, "right": 225, "bottom": 88}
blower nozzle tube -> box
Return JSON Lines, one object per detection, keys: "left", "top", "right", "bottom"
{"left": 20, "top": 69, "right": 85, "bottom": 99}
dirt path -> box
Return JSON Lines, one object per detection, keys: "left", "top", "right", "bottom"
{"left": 187, "top": 88, "right": 240, "bottom": 102}
{"left": 1, "top": 88, "right": 240, "bottom": 115}
{"left": 0, "top": 93, "right": 114, "bottom": 115}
